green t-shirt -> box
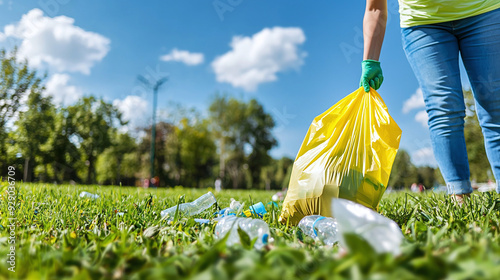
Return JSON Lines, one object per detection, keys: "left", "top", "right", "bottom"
{"left": 399, "top": 0, "right": 500, "bottom": 27}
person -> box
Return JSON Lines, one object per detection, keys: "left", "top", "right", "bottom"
{"left": 361, "top": 0, "right": 500, "bottom": 201}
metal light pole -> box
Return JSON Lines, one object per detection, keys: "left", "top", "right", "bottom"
{"left": 138, "top": 75, "right": 168, "bottom": 187}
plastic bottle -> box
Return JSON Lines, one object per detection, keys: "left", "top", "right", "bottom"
{"left": 242, "top": 202, "right": 268, "bottom": 217}
{"left": 298, "top": 215, "right": 338, "bottom": 246}
{"left": 194, "top": 218, "right": 210, "bottom": 224}
{"left": 214, "top": 216, "right": 270, "bottom": 249}
{"left": 161, "top": 192, "right": 216, "bottom": 219}
{"left": 214, "top": 198, "right": 242, "bottom": 219}
{"left": 79, "top": 191, "right": 99, "bottom": 199}
{"left": 230, "top": 198, "right": 242, "bottom": 211}
{"left": 331, "top": 198, "right": 403, "bottom": 255}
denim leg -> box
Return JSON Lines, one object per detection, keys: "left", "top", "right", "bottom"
{"left": 457, "top": 8, "right": 500, "bottom": 194}
{"left": 402, "top": 25, "right": 472, "bottom": 195}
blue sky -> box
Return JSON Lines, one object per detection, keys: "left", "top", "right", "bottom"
{"left": 0, "top": 0, "right": 473, "bottom": 166}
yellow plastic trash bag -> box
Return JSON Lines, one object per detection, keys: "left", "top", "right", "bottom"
{"left": 280, "top": 87, "right": 401, "bottom": 225}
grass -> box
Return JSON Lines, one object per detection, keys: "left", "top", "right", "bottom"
{"left": 1, "top": 183, "right": 500, "bottom": 279}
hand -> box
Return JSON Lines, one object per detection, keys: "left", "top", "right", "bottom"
{"left": 360, "top": 59, "right": 383, "bottom": 92}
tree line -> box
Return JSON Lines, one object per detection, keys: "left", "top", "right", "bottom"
{"left": 1, "top": 48, "right": 491, "bottom": 190}
{"left": 0, "top": 49, "right": 292, "bottom": 189}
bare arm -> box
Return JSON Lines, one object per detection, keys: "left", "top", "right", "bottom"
{"left": 363, "top": 0, "right": 387, "bottom": 60}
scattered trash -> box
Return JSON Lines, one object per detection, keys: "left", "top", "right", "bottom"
{"left": 161, "top": 192, "right": 216, "bottom": 219}
{"left": 332, "top": 198, "right": 403, "bottom": 255}
{"left": 215, "top": 198, "right": 243, "bottom": 219}
{"left": 117, "top": 212, "right": 125, "bottom": 216}
{"left": 79, "top": 191, "right": 99, "bottom": 199}
{"left": 215, "top": 216, "right": 270, "bottom": 249}
{"left": 298, "top": 215, "right": 338, "bottom": 246}
{"left": 230, "top": 198, "right": 243, "bottom": 211}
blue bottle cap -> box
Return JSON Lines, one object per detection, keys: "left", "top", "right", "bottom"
{"left": 262, "top": 233, "right": 269, "bottom": 244}
{"left": 250, "top": 202, "right": 267, "bottom": 215}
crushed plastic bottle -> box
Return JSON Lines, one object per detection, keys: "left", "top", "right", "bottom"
{"left": 230, "top": 198, "right": 242, "bottom": 210}
{"left": 79, "top": 191, "right": 99, "bottom": 199}
{"left": 242, "top": 202, "right": 267, "bottom": 217}
{"left": 215, "top": 198, "right": 243, "bottom": 218}
{"left": 194, "top": 218, "right": 210, "bottom": 224}
{"left": 215, "top": 216, "right": 270, "bottom": 249}
{"left": 298, "top": 215, "right": 338, "bottom": 246}
{"left": 332, "top": 198, "right": 403, "bottom": 255}
{"left": 161, "top": 192, "right": 216, "bottom": 219}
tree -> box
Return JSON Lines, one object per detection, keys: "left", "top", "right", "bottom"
{"left": 15, "top": 89, "right": 55, "bottom": 182}
{"left": 176, "top": 118, "right": 217, "bottom": 188}
{"left": 260, "top": 156, "right": 293, "bottom": 190}
{"left": 0, "top": 48, "right": 43, "bottom": 172}
{"left": 416, "top": 166, "right": 435, "bottom": 188}
{"left": 209, "top": 94, "right": 246, "bottom": 188}
{"left": 96, "top": 132, "right": 139, "bottom": 186}
{"left": 67, "top": 97, "right": 124, "bottom": 184}
{"left": 45, "top": 108, "right": 81, "bottom": 183}
{"left": 464, "top": 89, "right": 492, "bottom": 182}
{"left": 244, "top": 99, "right": 277, "bottom": 187}
{"left": 209, "top": 95, "right": 276, "bottom": 189}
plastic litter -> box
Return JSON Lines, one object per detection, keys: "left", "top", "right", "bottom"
{"left": 242, "top": 202, "right": 267, "bottom": 217}
{"left": 117, "top": 212, "right": 124, "bottom": 216}
{"left": 79, "top": 191, "right": 99, "bottom": 199}
{"left": 160, "top": 192, "right": 216, "bottom": 219}
{"left": 215, "top": 216, "right": 270, "bottom": 249}
{"left": 230, "top": 198, "right": 242, "bottom": 211}
{"left": 280, "top": 87, "right": 401, "bottom": 225}
{"left": 215, "top": 198, "right": 243, "bottom": 219}
{"left": 332, "top": 198, "right": 403, "bottom": 255}
{"left": 194, "top": 218, "right": 210, "bottom": 224}
{"left": 215, "top": 200, "right": 267, "bottom": 219}
{"left": 298, "top": 215, "right": 338, "bottom": 246}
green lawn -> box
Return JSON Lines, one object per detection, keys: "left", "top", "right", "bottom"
{"left": 1, "top": 183, "right": 500, "bottom": 279}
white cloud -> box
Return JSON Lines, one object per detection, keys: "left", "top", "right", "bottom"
{"left": 113, "top": 95, "right": 149, "bottom": 130}
{"left": 1, "top": 8, "right": 110, "bottom": 74}
{"left": 415, "top": 110, "right": 428, "bottom": 127}
{"left": 160, "top": 48, "right": 204, "bottom": 66}
{"left": 211, "top": 26, "right": 307, "bottom": 92}
{"left": 45, "top": 73, "right": 82, "bottom": 106}
{"left": 411, "top": 147, "right": 437, "bottom": 167}
{"left": 402, "top": 88, "right": 425, "bottom": 113}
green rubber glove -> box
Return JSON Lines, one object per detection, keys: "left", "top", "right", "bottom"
{"left": 360, "top": 59, "right": 383, "bottom": 92}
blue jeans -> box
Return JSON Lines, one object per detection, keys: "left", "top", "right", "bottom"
{"left": 401, "top": 8, "right": 500, "bottom": 195}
